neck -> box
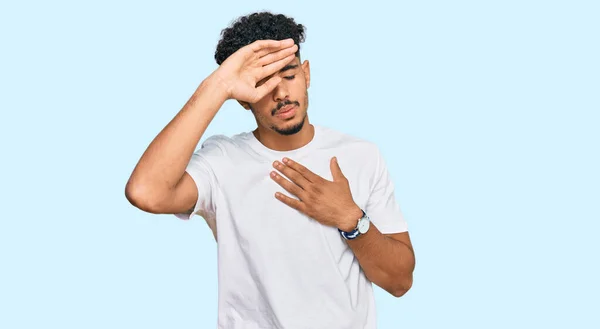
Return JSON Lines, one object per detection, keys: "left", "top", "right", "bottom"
{"left": 253, "top": 118, "right": 315, "bottom": 152}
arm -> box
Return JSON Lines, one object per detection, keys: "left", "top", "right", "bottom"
{"left": 125, "top": 78, "right": 228, "bottom": 214}
{"left": 125, "top": 39, "right": 299, "bottom": 214}
{"left": 340, "top": 211, "right": 415, "bottom": 297}
{"left": 269, "top": 156, "right": 416, "bottom": 298}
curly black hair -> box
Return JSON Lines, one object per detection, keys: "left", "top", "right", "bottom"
{"left": 215, "top": 12, "right": 306, "bottom": 65}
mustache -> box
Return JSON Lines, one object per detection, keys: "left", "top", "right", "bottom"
{"left": 271, "top": 100, "right": 300, "bottom": 116}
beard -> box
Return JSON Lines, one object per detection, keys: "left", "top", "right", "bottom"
{"left": 251, "top": 91, "right": 309, "bottom": 136}
{"left": 271, "top": 111, "right": 307, "bottom": 135}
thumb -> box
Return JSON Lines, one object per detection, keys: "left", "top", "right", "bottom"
{"left": 330, "top": 156, "right": 346, "bottom": 182}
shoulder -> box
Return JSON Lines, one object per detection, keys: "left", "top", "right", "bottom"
{"left": 197, "top": 131, "right": 253, "bottom": 155}
{"left": 316, "top": 125, "right": 390, "bottom": 184}
{"left": 316, "top": 124, "right": 381, "bottom": 158}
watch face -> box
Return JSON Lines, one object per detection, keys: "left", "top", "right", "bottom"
{"left": 357, "top": 217, "right": 370, "bottom": 234}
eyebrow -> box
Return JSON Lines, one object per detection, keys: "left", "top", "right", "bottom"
{"left": 279, "top": 64, "right": 298, "bottom": 73}
{"left": 258, "top": 64, "right": 299, "bottom": 85}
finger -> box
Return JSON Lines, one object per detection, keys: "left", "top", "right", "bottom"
{"left": 254, "top": 75, "right": 282, "bottom": 100}
{"left": 256, "top": 42, "right": 296, "bottom": 58}
{"left": 275, "top": 192, "right": 306, "bottom": 213}
{"left": 271, "top": 170, "right": 305, "bottom": 199}
{"left": 274, "top": 160, "right": 311, "bottom": 190}
{"left": 250, "top": 38, "right": 294, "bottom": 54}
{"left": 256, "top": 46, "right": 279, "bottom": 58}
{"left": 258, "top": 44, "right": 298, "bottom": 66}
{"left": 330, "top": 157, "right": 347, "bottom": 182}
{"left": 281, "top": 158, "right": 322, "bottom": 183}
{"left": 259, "top": 53, "right": 296, "bottom": 81}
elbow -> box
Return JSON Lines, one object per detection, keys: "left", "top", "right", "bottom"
{"left": 125, "top": 180, "right": 165, "bottom": 213}
{"left": 390, "top": 275, "right": 413, "bottom": 298}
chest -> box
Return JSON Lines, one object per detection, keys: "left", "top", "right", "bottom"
{"left": 211, "top": 152, "right": 374, "bottom": 248}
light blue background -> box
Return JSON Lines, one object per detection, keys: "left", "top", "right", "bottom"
{"left": 1, "top": 0, "right": 598, "bottom": 328}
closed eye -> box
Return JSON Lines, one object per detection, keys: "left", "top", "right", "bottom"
{"left": 284, "top": 75, "right": 295, "bottom": 80}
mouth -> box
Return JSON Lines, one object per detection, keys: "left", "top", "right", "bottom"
{"left": 275, "top": 104, "right": 297, "bottom": 119}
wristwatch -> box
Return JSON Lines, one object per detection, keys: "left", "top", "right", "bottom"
{"left": 338, "top": 209, "right": 370, "bottom": 240}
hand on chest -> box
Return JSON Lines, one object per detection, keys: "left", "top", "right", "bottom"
{"left": 221, "top": 154, "right": 371, "bottom": 233}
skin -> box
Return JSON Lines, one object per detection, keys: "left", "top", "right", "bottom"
{"left": 125, "top": 38, "right": 415, "bottom": 298}
{"left": 239, "top": 56, "right": 313, "bottom": 152}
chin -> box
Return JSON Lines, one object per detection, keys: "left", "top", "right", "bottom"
{"left": 272, "top": 114, "right": 306, "bottom": 136}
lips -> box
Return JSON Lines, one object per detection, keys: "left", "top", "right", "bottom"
{"left": 275, "top": 104, "right": 297, "bottom": 119}
{"left": 278, "top": 104, "right": 295, "bottom": 114}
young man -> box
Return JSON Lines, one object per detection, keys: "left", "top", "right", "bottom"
{"left": 126, "top": 12, "right": 415, "bottom": 329}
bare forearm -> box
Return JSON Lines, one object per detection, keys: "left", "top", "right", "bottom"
{"left": 346, "top": 224, "right": 415, "bottom": 297}
{"left": 126, "top": 75, "right": 228, "bottom": 202}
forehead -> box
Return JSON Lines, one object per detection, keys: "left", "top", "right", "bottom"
{"left": 288, "top": 57, "right": 301, "bottom": 66}
{"left": 280, "top": 56, "right": 301, "bottom": 69}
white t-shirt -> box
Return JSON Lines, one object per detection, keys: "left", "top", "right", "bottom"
{"left": 176, "top": 124, "right": 408, "bottom": 329}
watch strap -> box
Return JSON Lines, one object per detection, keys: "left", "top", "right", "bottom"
{"left": 338, "top": 209, "right": 366, "bottom": 240}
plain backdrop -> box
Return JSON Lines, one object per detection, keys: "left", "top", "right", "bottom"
{"left": 1, "top": 0, "right": 598, "bottom": 328}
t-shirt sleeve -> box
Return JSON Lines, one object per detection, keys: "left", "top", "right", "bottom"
{"left": 365, "top": 147, "right": 409, "bottom": 234}
{"left": 173, "top": 136, "right": 222, "bottom": 222}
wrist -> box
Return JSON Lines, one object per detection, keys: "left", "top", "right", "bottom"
{"left": 202, "top": 72, "right": 232, "bottom": 101}
{"left": 337, "top": 205, "right": 363, "bottom": 232}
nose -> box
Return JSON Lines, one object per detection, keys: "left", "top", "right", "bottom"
{"left": 272, "top": 81, "right": 290, "bottom": 103}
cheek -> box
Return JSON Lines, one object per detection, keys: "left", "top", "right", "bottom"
{"left": 296, "top": 78, "right": 308, "bottom": 90}
{"left": 253, "top": 98, "right": 271, "bottom": 110}
{"left": 252, "top": 103, "right": 273, "bottom": 119}
{"left": 291, "top": 81, "right": 307, "bottom": 100}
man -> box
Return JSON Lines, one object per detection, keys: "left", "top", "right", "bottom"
{"left": 126, "top": 11, "right": 415, "bottom": 329}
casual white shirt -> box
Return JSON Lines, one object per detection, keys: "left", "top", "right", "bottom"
{"left": 176, "top": 124, "right": 408, "bottom": 329}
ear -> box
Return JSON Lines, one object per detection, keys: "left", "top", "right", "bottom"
{"left": 302, "top": 60, "right": 311, "bottom": 89}
{"left": 237, "top": 100, "right": 252, "bottom": 111}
